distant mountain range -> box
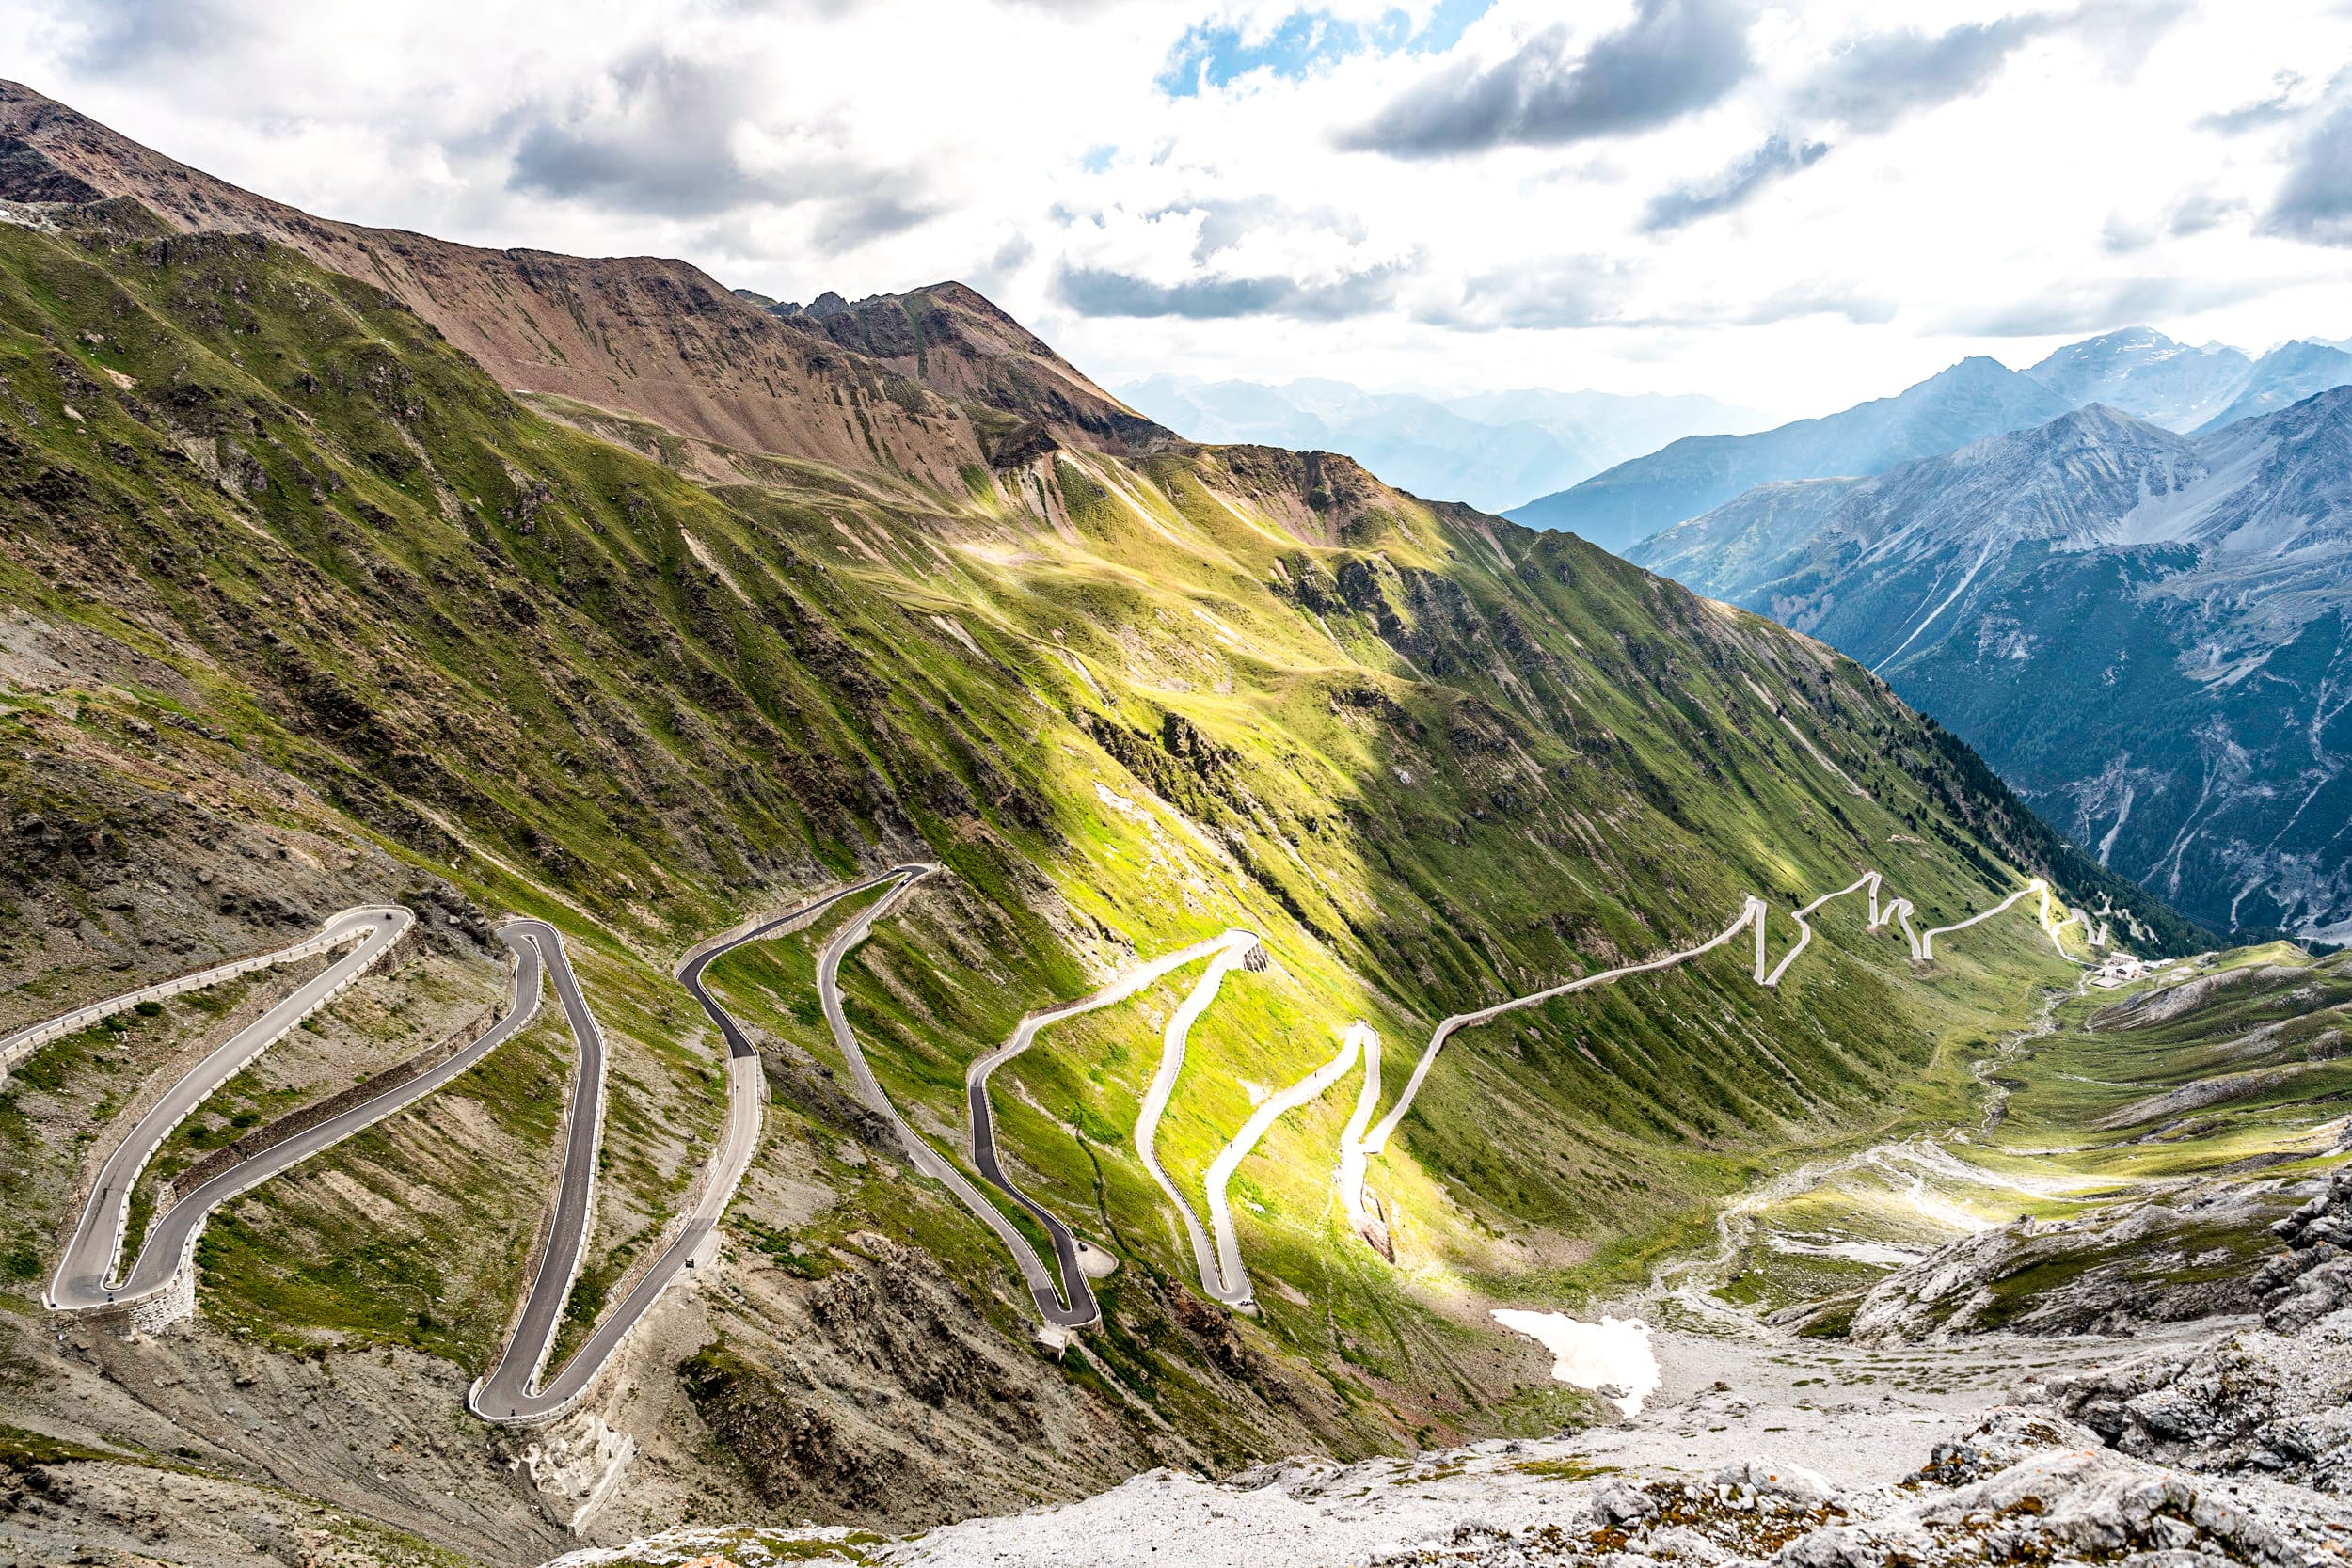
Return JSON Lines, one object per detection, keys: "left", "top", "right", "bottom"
{"left": 1629, "top": 388, "right": 2352, "bottom": 941}
{"left": 1510, "top": 328, "right": 2352, "bottom": 554}
{"left": 1115, "top": 374, "right": 1766, "bottom": 514}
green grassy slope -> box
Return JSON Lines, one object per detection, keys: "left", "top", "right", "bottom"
{"left": 0, "top": 199, "right": 2155, "bottom": 1505}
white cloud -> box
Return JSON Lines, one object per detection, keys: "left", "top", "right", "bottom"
{"left": 5, "top": 0, "right": 2347, "bottom": 419}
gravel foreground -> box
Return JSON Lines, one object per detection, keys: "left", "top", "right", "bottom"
{"left": 545, "top": 1392, "right": 2352, "bottom": 1568}
{"left": 546, "top": 1174, "right": 2352, "bottom": 1568}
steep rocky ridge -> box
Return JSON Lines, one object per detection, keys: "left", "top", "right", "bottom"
{"left": 0, "top": 81, "right": 1153, "bottom": 487}
{"left": 773, "top": 281, "right": 1170, "bottom": 461}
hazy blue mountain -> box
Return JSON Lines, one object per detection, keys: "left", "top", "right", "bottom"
{"left": 1508, "top": 327, "right": 2352, "bottom": 555}
{"left": 2195, "top": 340, "right": 2352, "bottom": 431}
{"left": 1118, "top": 374, "right": 1762, "bottom": 514}
{"left": 1439, "top": 385, "right": 1772, "bottom": 461}
{"left": 1630, "top": 388, "right": 2352, "bottom": 941}
{"left": 2023, "top": 328, "right": 2254, "bottom": 430}
{"left": 1504, "top": 356, "right": 2074, "bottom": 553}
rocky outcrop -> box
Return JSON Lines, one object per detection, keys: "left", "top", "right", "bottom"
{"left": 2251, "top": 1166, "right": 2352, "bottom": 1332}
{"left": 1845, "top": 1186, "right": 2278, "bottom": 1342}
{"left": 1421, "top": 1417, "right": 2344, "bottom": 1566}
{"left": 2032, "top": 1170, "right": 2352, "bottom": 1488}
{"left": 2093, "top": 1062, "right": 2318, "bottom": 1131}
{"left": 2090, "top": 964, "right": 2301, "bottom": 1030}
{"left": 2042, "top": 1323, "right": 2352, "bottom": 1491}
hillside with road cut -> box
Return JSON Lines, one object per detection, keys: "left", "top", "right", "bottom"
{"left": 0, "top": 90, "right": 2201, "bottom": 1565}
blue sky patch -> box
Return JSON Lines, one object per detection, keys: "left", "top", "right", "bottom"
{"left": 1156, "top": 1, "right": 1491, "bottom": 98}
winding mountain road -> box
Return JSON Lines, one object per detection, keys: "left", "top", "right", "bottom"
{"left": 32, "top": 879, "right": 911, "bottom": 1421}
{"left": 471, "top": 873, "right": 914, "bottom": 1422}
{"left": 46, "top": 907, "right": 415, "bottom": 1310}
{"left": 1914, "top": 880, "right": 2082, "bottom": 962}
{"left": 1128, "top": 932, "right": 1264, "bottom": 1305}
{"left": 463, "top": 918, "right": 618, "bottom": 1422}
{"left": 16, "top": 838, "right": 2117, "bottom": 1379}
{"left": 0, "top": 909, "right": 413, "bottom": 1085}
{"left": 1199, "top": 1021, "right": 1372, "bottom": 1308}
{"left": 1335, "top": 873, "right": 2101, "bottom": 1243}
{"left": 965, "top": 924, "right": 1267, "bottom": 1321}
{"left": 811, "top": 863, "right": 1110, "bottom": 1330}
{"left": 54, "top": 925, "right": 545, "bottom": 1316}
{"left": 1334, "top": 1024, "right": 1388, "bottom": 1244}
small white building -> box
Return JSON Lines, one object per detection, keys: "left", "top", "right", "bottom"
{"left": 2090, "top": 953, "right": 2148, "bottom": 990}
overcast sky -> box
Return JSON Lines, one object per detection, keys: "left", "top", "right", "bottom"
{"left": 9, "top": 0, "right": 2350, "bottom": 419}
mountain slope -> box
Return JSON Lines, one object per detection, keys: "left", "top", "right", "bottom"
{"left": 1631, "top": 390, "right": 2352, "bottom": 940}
{"left": 0, "top": 79, "right": 1163, "bottom": 486}
{"left": 2026, "top": 327, "right": 2352, "bottom": 435}
{"left": 1504, "top": 357, "right": 2075, "bottom": 552}
{"left": 776, "top": 279, "right": 1170, "bottom": 459}
{"left": 0, "top": 91, "right": 2187, "bottom": 1562}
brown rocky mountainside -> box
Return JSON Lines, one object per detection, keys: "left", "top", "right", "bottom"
{"left": 0, "top": 80, "right": 1167, "bottom": 479}
{"left": 782, "top": 280, "right": 1171, "bottom": 460}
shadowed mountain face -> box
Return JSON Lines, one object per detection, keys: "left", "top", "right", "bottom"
{"left": 0, "top": 82, "right": 2199, "bottom": 1559}
{"left": 1632, "top": 390, "right": 2352, "bottom": 941}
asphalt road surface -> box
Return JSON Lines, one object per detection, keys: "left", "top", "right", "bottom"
{"left": 1128, "top": 934, "right": 1262, "bottom": 1307}
{"left": 67, "top": 927, "right": 550, "bottom": 1313}
{"left": 47, "top": 906, "right": 414, "bottom": 1310}
{"left": 1200, "top": 1020, "right": 1367, "bottom": 1309}
{"left": 1338, "top": 873, "right": 2095, "bottom": 1242}
{"left": 474, "top": 868, "right": 932, "bottom": 1421}
{"left": 467, "top": 918, "right": 618, "bottom": 1421}
{"left": 25, "top": 844, "right": 2099, "bottom": 1395}
{"left": 812, "top": 863, "right": 1104, "bottom": 1331}
{"left": 966, "top": 929, "right": 1269, "bottom": 1326}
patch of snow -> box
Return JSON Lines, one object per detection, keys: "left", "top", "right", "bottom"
{"left": 1094, "top": 782, "right": 1148, "bottom": 822}
{"left": 1490, "top": 1309, "right": 1661, "bottom": 1416}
